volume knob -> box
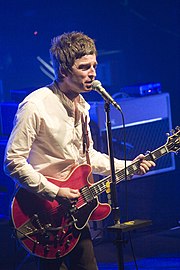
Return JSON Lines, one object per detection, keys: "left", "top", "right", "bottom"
{"left": 56, "top": 250, "right": 61, "bottom": 258}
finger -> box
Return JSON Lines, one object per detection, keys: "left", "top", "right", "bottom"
{"left": 149, "top": 161, "right": 156, "bottom": 167}
{"left": 138, "top": 154, "right": 145, "bottom": 159}
{"left": 134, "top": 154, "right": 144, "bottom": 161}
{"left": 142, "top": 160, "right": 155, "bottom": 168}
{"left": 70, "top": 189, "right": 80, "bottom": 197}
{"left": 71, "top": 189, "right": 80, "bottom": 194}
{"left": 139, "top": 165, "right": 146, "bottom": 174}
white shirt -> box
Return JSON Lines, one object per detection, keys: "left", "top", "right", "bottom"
{"left": 4, "top": 86, "right": 128, "bottom": 201}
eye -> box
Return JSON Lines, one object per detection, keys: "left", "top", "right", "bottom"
{"left": 78, "top": 64, "right": 91, "bottom": 71}
{"left": 77, "top": 62, "right": 98, "bottom": 71}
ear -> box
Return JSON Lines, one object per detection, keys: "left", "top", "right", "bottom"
{"left": 60, "top": 66, "right": 68, "bottom": 78}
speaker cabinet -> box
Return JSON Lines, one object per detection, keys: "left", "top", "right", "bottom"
{"left": 89, "top": 93, "right": 175, "bottom": 177}
{"left": 102, "top": 118, "right": 175, "bottom": 176}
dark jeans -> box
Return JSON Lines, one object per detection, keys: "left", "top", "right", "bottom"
{"left": 38, "top": 226, "right": 98, "bottom": 270}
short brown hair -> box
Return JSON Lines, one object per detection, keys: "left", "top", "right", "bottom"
{"left": 50, "top": 31, "right": 97, "bottom": 81}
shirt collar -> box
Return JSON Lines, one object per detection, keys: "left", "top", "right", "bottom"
{"left": 47, "top": 81, "right": 90, "bottom": 116}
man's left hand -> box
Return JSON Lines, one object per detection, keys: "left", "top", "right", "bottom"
{"left": 133, "top": 154, "right": 156, "bottom": 175}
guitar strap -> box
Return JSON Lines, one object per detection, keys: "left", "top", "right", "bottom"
{"left": 81, "top": 114, "right": 94, "bottom": 184}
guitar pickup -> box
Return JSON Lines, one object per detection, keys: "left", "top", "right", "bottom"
{"left": 80, "top": 185, "right": 94, "bottom": 203}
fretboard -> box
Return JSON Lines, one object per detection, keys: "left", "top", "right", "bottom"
{"left": 90, "top": 144, "right": 169, "bottom": 198}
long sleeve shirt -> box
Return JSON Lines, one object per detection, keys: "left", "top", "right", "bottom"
{"left": 4, "top": 86, "right": 129, "bottom": 201}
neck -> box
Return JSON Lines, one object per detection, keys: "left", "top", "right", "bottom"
{"left": 55, "top": 81, "right": 79, "bottom": 102}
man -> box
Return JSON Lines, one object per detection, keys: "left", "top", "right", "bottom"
{"left": 4, "top": 31, "right": 155, "bottom": 270}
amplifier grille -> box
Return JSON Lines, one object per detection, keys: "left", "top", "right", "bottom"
{"left": 101, "top": 118, "right": 175, "bottom": 176}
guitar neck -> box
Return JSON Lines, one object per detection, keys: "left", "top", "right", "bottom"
{"left": 90, "top": 143, "right": 169, "bottom": 197}
{"left": 126, "top": 143, "right": 169, "bottom": 178}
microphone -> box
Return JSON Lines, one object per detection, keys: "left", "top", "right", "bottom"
{"left": 92, "top": 80, "right": 122, "bottom": 112}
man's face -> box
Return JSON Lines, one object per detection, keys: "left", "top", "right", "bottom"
{"left": 64, "top": 54, "right": 97, "bottom": 95}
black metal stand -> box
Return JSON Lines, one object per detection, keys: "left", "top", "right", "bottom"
{"left": 104, "top": 101, "right": 152, "bottom": 270}
{"left": 107, "top": 219, "right": 152, "bottom": 270}
{"left": 104, "top": 102, "right": 120, "bottom": 223}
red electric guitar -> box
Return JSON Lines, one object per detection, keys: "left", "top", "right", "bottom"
{"left": 11, "top": 128, "right": 180, "bottom": 259}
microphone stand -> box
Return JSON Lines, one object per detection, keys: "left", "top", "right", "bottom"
{"left": 104, "top": 101, "right": 120, "bottom": 224}
{"left": 104, "top": 101, "right": 152, "bottom": 270}
{"left": 104, "top": 101, "right": 125, "bottom": 269}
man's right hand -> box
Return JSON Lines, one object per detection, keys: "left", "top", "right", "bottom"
{"left": 57, "top": 187, "right": 80, "bottom": 199}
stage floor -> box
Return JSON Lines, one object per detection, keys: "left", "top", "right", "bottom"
{"left": 0, "top": 219, "right": 180, "bottom": 270}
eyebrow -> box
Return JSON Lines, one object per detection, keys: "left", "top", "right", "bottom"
{"left": 75, "top": 61, "right": 98, "bottom": 68}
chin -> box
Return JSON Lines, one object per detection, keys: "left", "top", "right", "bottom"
{"left": 83, "top": 89, "right": 92, "bottom": 94}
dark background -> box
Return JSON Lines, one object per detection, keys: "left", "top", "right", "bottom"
{"left": 0, "top": 0, "right": 180, "bottom": 231}
{"left": 0, "top": 0, "right": 179, "bottom": 123}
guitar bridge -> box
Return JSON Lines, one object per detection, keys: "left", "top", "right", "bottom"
{"left": 16, "top": 214, "right": 51, "bottom": 240}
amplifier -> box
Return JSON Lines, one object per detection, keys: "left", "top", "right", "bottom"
{"left": 101, "top": 118, "right": 175, "bottom": 176}
{"left": 120, "top": 82, "right": 162, "bottom": 97}
{"left": 89, "top": 92, "right": 172, "bottom": 131}
{"left": 89, "top": 92, "right": 175, "bottom": 176}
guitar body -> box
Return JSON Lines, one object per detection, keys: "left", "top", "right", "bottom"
{"left": 11, "top": 164, "right": 111, "bottom": 259}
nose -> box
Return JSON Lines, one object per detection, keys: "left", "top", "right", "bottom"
{"left": 89, "top": 66, "right": 96, "bottom": 78}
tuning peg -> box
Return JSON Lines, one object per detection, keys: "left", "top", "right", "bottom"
{"left": 166, "top": 132, "right": 170, "bottom": 137}
{"left": 175, "top": 126, "right": 180, "bottom": 131}
{"left": 170, "top": 129, "right": 175, "bottom": 134}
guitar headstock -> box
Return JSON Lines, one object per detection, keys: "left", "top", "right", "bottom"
{"left": 166, "top": 126, "right": 180, "bottom": 153}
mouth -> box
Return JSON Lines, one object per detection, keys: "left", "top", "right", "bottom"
{"left": 85, "top": 81, "right": 93, "bottom": 89}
